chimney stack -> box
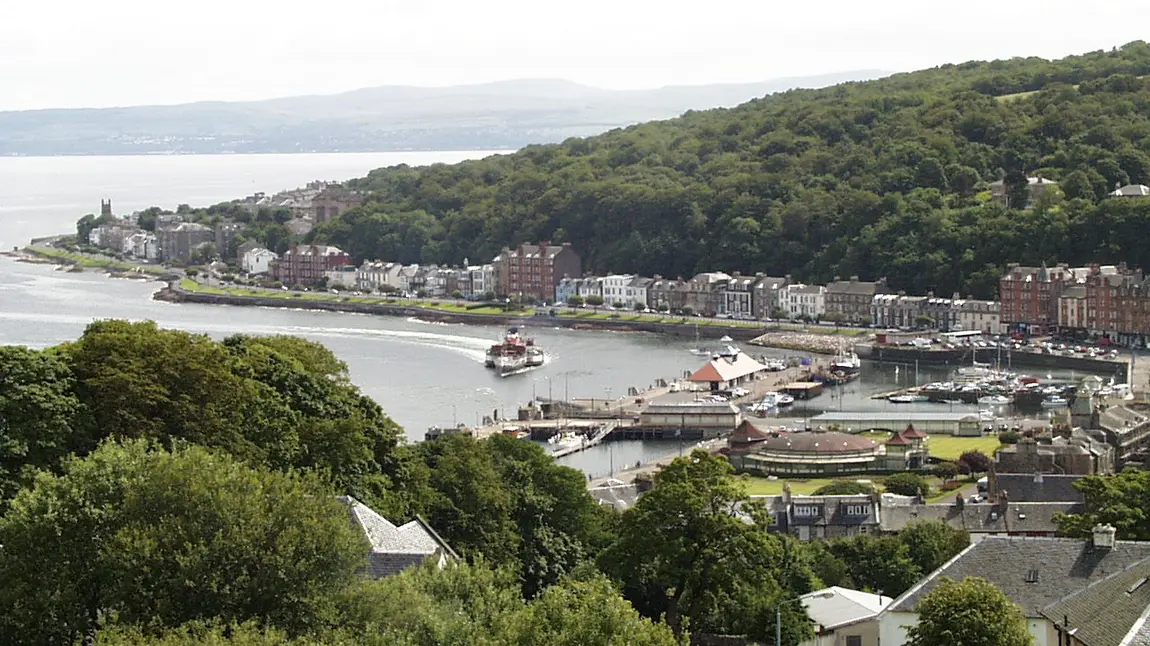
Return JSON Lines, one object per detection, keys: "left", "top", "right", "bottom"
{"left": 1093, "top": 523, "right": 1117, "bottom": 550}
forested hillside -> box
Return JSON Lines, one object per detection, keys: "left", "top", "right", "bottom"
{"left": 313, "top": 42, "right": 1150, "bottom": 299}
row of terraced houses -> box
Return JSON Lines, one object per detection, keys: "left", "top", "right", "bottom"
{"left": 1000, "top": 262, "right": 1150, "bottom": 346}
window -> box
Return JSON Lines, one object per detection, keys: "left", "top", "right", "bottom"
{"left": 1025, "top": 569, "right": 1039, "bottom": 583}
{"left": 794, "top": 505, "right": 820, "bottom": 517}
{"left": 846, "top": 636, "right": 862, "bottom": 646}
{"left": 845, "top": 504, "right": 870, "bottom": 516}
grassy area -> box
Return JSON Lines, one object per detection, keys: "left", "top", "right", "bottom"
{"left": 26, "top": 247, "right": 166, "bottom": 274}
{"left": 743, "top": 474, "right": 952, "bottom": 498}
{"left": 925, "top": 435, "right": 1002, "bottom": 461}
{"left": 743, "top": 477, "right": 841, "bottom": 496}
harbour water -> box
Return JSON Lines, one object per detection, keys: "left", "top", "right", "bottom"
{"left": 0, "top": 152, "right": 1115, "bottom": 475}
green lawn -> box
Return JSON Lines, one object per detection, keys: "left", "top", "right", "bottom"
{"left": 742, "top": 477, "right": 843, "bottom": 496}
{"left": 744, "top": 474, "right": 960, "bottom": 500}
{"left": 27, "top": 247, "right": 166, "bottom": 274}
{"left": 925, "top": 435, "right": 1002, "bottom": 461}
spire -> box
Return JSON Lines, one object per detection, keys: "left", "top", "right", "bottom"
{"left": 1037, "top": 261, "right": 1050, "bottom": 282}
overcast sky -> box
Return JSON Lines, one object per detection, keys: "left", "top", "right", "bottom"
{"left": 2, "top": 0, "right": 1145, "bottom": 111}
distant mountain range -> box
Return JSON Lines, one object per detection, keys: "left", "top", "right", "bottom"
{"left": 0, "top": 72, "right": 886, "bottom": 156}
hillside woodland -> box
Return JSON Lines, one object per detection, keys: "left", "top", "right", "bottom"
{"left": 298, "top": 42, "right": 1150, "bottom": 299}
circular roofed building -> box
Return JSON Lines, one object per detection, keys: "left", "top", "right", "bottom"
{"left": 727, "top": 421, "right": 924, "bottom": 476}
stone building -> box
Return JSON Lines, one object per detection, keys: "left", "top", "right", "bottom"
{"left": 492, "top": 241, "right": 581, "bottom": 302}
{"left": 993, "top": 433, "right": 1115, "bottom": 476}
{"left": 825, "top": 276, "right": 888, "bottom": 324}
{"left": 312, "top": 185, "right": 365, "bottom": 224}
{"left": 752, "top": 275, "right": 788, "bottom": 320}
{"left": 271, "top": 244, "right": 351, "bottom": 287}
{"left": 156, "top": 222, "right": 214, "bottom": 262}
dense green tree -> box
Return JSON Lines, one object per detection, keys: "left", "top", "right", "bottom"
{"left": 957, "top": 449, "right": 993, "bottom": 475}
{"left": 0, "top": 440, "right": 366, "bottom": 646}
{"left": 898, "top": 520, "right": 970, "bottom": 575}
{"left": 600, "top": 451, "right": 815, "bottom": 642}
{"left": 76, "top": 212, "right": 117, "bottom": 242}
{"left": 906, "top": 577, "right": 1033, "bottom": 646}
{"left": 884, "top": 472, "right": 931, "bottom": 497}
{"left": 0, "top": 346, "right": 82, "bottom": 504}
{"left": 1055, "top": 469, "right": 1150, "bottom": 540}
{"left": 330, "top": 561, "right": 677, "bottom": 646}
{"left": 827, "top": 534, "right": 923, "bottom": 597}
{"left": 932, "top": 461, "right": 961, "bottom": 482}
{"left": 413, "top": 434, "right": 609, "bottom": 598}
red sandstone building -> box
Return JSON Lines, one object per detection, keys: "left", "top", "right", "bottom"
{"left": 1001, "top": 262, "right": 1147, "bottom": 343}
{"left": 492, "top": 242, "right": 581, "bottom": 302}
{"left": 271, "top": 244, "right": 351, "bottom": 287}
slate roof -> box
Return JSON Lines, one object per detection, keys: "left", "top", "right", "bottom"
{"left": 994, "top": 473, "right": 1086, "bottom": 503}
{"left": 886, "top": 536, "right": 1150, "bottom": 618}
{"left": 802, "top": 586, "right": 891, "bottom": 630}
{"left": 1041, "top": 558, "right": 1150, "bottom": 646}
{"left": 588, "top": 483, "right": 642, "bottom": 510}
{"left": 826, "top": 280, "right": 882, "bottom": 296}
{"left": 338, "top": 496, "right": 457, "bottom": 579}
{"left": 880, "top": 501, "right": 1082, "bottom": 534}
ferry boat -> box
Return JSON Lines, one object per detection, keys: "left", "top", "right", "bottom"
{"left": 484, "top": 327, "right": 545, "bottom": 376}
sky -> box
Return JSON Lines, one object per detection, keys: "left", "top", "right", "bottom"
{"left": 1, "top": 0, "right": 1146, "bottom": 111}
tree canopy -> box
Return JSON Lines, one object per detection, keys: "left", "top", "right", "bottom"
{"left": 906, "top": 577, "right": 1033, "bottom": 646}
{"left": 1055, "top": 468, "right": 1150, "bottom": 540}
{"left": 0, "top": 439, "right": 367, "bottom": 646}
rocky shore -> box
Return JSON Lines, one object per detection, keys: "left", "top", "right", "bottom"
{"left": 749, "top": 331, "right": 867, "bottom": 355}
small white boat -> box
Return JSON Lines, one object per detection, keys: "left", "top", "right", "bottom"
{"left": 1041, "top": 396, "right": 1069, "bottom": 408}
{"left": 889, "top": 394, "right": 928, "bottom": 403}
{"left": 978, "top": 394, "right": 1012, "bottom": 406}
{"left": 776, "top": 393, "right": 795, "bottom": 407}
{"left": 979, "top": 409, "right": 996, "bottom": 421}
{"left": 719, "top": 335, "right": 734, "bottom": 343}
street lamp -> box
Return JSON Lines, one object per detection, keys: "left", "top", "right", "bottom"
{"left": 776, "top": 591, "right": 833, "bottom": 646}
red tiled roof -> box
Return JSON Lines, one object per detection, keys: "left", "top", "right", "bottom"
{"left": 885, "top": 433, "right": 912, "bottom": 446}
{"left": 902, "top": 424, "right": 926, "bottom": 439}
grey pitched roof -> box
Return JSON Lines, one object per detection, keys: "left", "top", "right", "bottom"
{"left": 826, "top": 280, "right": 881, "bottom": 296}
{"left": 880, "top": 501, "right": 1082, "bottom": 534}
{"left": 886, "top": 536, "right": 1150, "bottom": 618}
{"left": 1126, "top": 613, "right": 1150, "bottom": 646}
{"left": 338, "top": 496, "right": 457, "bottom": 578}
{"left": 994, "top": 473, "right": 1085, "bottom": 503}
{"left": 1041, "top": 558, "right": 1150, "bottom": 646}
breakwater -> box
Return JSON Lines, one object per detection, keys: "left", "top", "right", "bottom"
{"left": 153, "top": 283, "right": 768, "bottom": 340}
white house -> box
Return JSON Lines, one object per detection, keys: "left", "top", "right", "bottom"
{"left": 125, "top": 231, "right": 158, "bottom": 261}
{"left": 781, "top": 284, "right": 826, "bottom": 320}
{"left": 601, "top": 274, "right": 636, "bottom": 307}
{"left": 626, "top": 276, "right": 653, "bottom": 309}
{"left": 577, "top": 276, "right": 604, "bottom": 300}
{"left": 799, "top": 586, "right": 891, "bottom": 646}
{"left": 241, "top": 247, "right": 278, "bottom": 275}
{"left": 325, "top": 266, "right": 358, "bottom": 290}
